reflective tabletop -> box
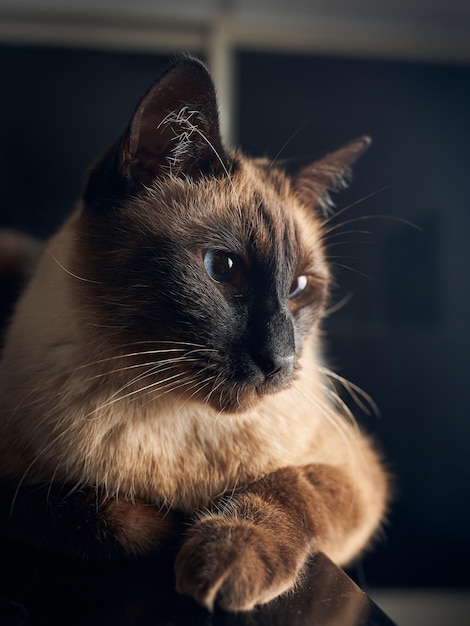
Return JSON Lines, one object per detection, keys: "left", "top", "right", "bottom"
{"left": 1, "top": 550, "right": 396, "bottom": 626}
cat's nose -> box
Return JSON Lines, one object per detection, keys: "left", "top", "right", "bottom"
{"left": 256, "top": 351, "right": 295, "bottom": 378}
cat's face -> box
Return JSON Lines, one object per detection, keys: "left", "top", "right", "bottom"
{"left": 72, "top": 59, "right": 368, "bottom": 413}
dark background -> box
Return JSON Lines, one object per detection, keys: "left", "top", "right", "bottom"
{"left": 0, "top": 44, "right": 469, "bottom": 589}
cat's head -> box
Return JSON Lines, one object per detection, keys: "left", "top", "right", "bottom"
{"left": 73, "top": 58, "right": 369, "bottom": 413}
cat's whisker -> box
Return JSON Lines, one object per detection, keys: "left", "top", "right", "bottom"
{"left": 266, "top": 121, "right": 310, "bottom": 173}
{"left": 174, "top": 364, "right": 218, "bottom": 409}
{"left": 321, "top": 184, "right": 397, "bottom": 229}
{"left": 322, "top": 213, "right": 422, "bottom": 238}
{"left": 139, "top": 374, "right": 206, "bottom": 408}
{"left": 211, "top": 407, "right": 226, "bottom": 429}
{"left": 331, "top": 261, "right": 373, "bottom": 281}
{"left": 86, "top": 322, "right": 130, "bottom": 330}
{"left": 141, "top": 372, "right": 207, "bottom": 400}
{"left": 62, "top": 479, "right": 85, "bottom": 501}
{"left": 119, "top": 340, "right": 208, "bottom": 348}
{"left": 83, "top": 371, "right": 192, "bottom": 419}
{"left": 326, "top": 255, "right": 368, "bottom": 261}
{"left": 7, "top": 352, "right": 186, "bottom": 408}
{"left": 323, "top": 291, "right": 354, "bottom": 317}
{"left": 173, "top": 378, "right": 217, "bottom": 423}
{"left": 99, "top": 362, "right": 182, "bottom": 402}
{"left": 46, "top": 250, "right": 102, "bottom": 284}
{"left": 319, "top": 366, "right": 380, "bottom": 418}
{"left": 49, "top": 372, "right": 186, "bottom": 430}
{"left": 76, "top": 358, "right": 172, "bottom": 385}
{"left": 72, "top": 348, "right": 188, "bottom": 372}
{"left": 296, "top": 387, "right": 354, "bottom": 455}
{"left": 9, "top": 417, "right": 88, "bottom": 514}
{"left": 325, "top": 239, "right": 374, "bottom": 248}
{"left": 203, "top": 371, "right": 226, "bottom": 406}
{"left": 2, "top": 384, "right": 45, "bottom": 428}
{"left": 78, "top": 359, "right": 175, "bottom": 383}
{"left": 43, "top": 364, "right": 191, "bottom": 433}
{"left": 80, "top": 355, "right": 202, "bottom": 385}
{"left": 9, "top": 348, "right": 216, "bottom": 435}
{"left": 69, "top": 341, "right": 213, "bottom": 373}
{"left": 63, "top": 344, "right": 215, "bottom": 390}
{"left": 100, "top": 351, "right": 215, "bottom": 400}
{"left": 128, "top": 368, "right": 201, "bottom": 400}
{"left": 297, "top": 368, "right": 360, "bottom": 432}
{"left": 46, "top": 465, "right": 62, "bottom": 503}
{"left": 320, "top": 384, "right": 361, "bottom": 436}
{"left": 235, "top": 383, "right": 246, "bottom": 412}
{"left": 323, "top": 228, "right": 372, "bottom": 240}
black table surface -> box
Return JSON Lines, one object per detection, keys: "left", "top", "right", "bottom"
{"left": 1, "top": 550, "right": 396, "bottom": 626}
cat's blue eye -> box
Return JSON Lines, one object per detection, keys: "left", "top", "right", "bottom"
{"left": 204, "top": 250, "right": 238, "bottom": 283}
{"left": 288, "top": 275, "right": 308, "bottom": 300}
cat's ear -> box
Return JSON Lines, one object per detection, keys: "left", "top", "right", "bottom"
{"left": 286, "top": 137, "right": 371, "bottom": 216}
{"left": 121, "top": 58, "right": 227, "bottom": 186}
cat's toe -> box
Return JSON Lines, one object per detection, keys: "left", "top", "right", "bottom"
{"left": 174, "top": 519, "right": 259, "bottom": 611}
{"left": 174, "top": 517, "right": 299, "bottom": 612}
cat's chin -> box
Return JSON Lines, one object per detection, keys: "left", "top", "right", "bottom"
{"left": 202, "top": 377, "right": 294, "bottom": 415}
{"left": 210, "top": 393, "right": 259, "bottom": 415}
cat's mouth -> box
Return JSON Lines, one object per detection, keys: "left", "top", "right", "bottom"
{"left": 197, "top": 365, "right": 297, "bottom": 414}
{"left": 126, "top": 346, "right": 297, "bottom": 415}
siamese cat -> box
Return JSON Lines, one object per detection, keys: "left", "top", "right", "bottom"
{"left": 0, "top": 58, "right": 387, "bottom": 612}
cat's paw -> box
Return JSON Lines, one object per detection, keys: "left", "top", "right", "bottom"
{"left": 174, "top": 517, "right": 303, "bottom": 612}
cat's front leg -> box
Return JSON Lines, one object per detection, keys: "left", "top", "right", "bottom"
{"left": 175, "top": 463, "right": 384, "bottom": 612}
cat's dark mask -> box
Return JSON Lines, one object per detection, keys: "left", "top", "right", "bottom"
{"left": 77, "top": 58, "right": 370, "bottom": 413}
